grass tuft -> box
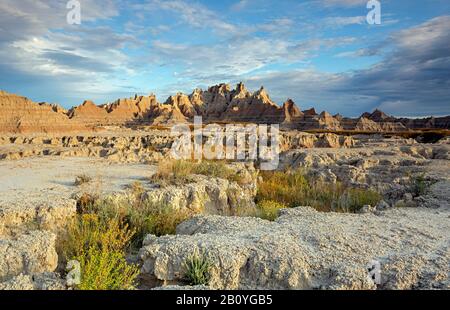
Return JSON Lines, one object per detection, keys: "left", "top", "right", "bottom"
{"left": 256, "top": 200, "right": 286, "bottom": 221}
{"left": 183, "top": 251, "right": 211, "bottom": 286}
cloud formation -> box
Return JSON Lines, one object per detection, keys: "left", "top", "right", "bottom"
{"left": 0, "top": 0, "right": 448, "bottom": 117}
{"left": 246, "top": 16, "right": 450, "bottom": 117}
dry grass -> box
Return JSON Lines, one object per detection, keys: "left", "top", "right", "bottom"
{"left": 151, "top": 159, "right": 245, "bottom": 185}
{"left": 256, "top": 170, "right": 382, "bottom": 213}
{"left": 77, "top": 191, "right": 190, "bottom": 248}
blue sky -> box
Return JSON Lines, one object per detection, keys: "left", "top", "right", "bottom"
{"left": 0, "top": 0, "right": 449, "bottom": 117}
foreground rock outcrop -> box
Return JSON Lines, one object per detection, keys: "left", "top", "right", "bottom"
{"left": 0, "top": 198, "right": 76, "bottom": 289}
{"left": 140, "top": 206, "right": 450, "bottom": 290}
{"left": 0, "top": 199, "right": 77, "bottom": 237}
{"left": 0, "top": 272, "right": 66, "bottom": 290}
{"left": 145, "top": 167, "right": 258, "bottom": 217}
{"left": 0, "top": 231, "right": 58, "bottom": 282}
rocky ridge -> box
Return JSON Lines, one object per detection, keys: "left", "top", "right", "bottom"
{"left": 0, "top": 91, "right": 87, "bottom": 133}
{"left": 2, "top": 85, "right": 449, "bottom": 134}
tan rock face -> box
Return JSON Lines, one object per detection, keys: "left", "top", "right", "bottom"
{"left": 282, "top": 99, "right": 303, "bottom": 125}
{"left": 2, "top": 85, "right": 449, "bottom": 133}
{"left": 355, "top": 117, "right": 382, "bottom": 132}
{"left": 0, "top": 231, "right": 58, "bottom": 282}
{"left": 0, "top": 199, "right": 77, "bottom": 237}
{"left": 68, "top": 95, "right": 160, "bottom": 126}
{"left": 0, "top": 91, "right": 87, "bottom": 134}
{"left": 105, "top": 95, "right": 158, "bottom": 122}
{"left": 68, "top": 100, "right": 110, "bottom": 126}
{"left": 139, "top": 206, "right": 450, "bottom": 289}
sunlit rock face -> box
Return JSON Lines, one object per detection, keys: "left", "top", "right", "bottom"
{"left": 1, "top": 85, "right": 449, "bottom": 133}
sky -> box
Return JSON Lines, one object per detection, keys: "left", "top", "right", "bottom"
{"left": 0, "top": 0, "right": 449, "bottom": 117}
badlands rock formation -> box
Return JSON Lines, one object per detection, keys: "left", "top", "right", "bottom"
{"left": 145, "top": 165, "right": 258, "bottom": 217}
{"left": 0, "top": 130, "right": 356, "bottom": 163}
{"left": 140, "top": 206, "right": 450, "bottom": 290}
{"left": 0, "top": 84, "right": 449, "bottom": 291}
{"left": 2, "top": 84, "right": 449, "bottom": 133}
{"left": 0, "top": 91, "right": 87, "bottom": 133}
{"left": 0, "top": 134, "right": 448, "bottom": 290}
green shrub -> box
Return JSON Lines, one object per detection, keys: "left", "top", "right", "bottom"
{"left": 256, "top": 170, "right": 382, "bottom": 213}
{"left": 75, "top": 246, "right": 140, "bottom": 290}
{"left": 141, "top": 202, "right": 190, "bottom": 237}
{"left": 412, "top": 174, "right": 428, "bottom": 196}
{"left": 257, "top": 200, "right": 286, "bottom": 221}
{"left": 184, "top": 251, "right": 211, "bottom": 286}
{"left": 60, "top": 214, "right": 139, "bottom": 290}
{"left": 82, "top": 194, "right": 190, "bottom": 248}
{"left": 61, "top": 214, "right": 134, "bottom": 261}
{"left": 334, "top": 188, "right": 382, "bottom": 213}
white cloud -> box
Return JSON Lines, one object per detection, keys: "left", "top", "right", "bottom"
{"left": 231, "top": 0, "right": 250, "bottom": 12}
{"left": 151, "top": 35, "right": 355, "bottom": 80}
{"left": 0, "top": 0, "right": 137, "bottom": 102}
{"left": 257, "top": 18, "right": 295, "bottom": 33}
{"left": 320, "top": 0, "right": 368, "bottom": 7}
{"left": 323, "top": 16, "right": 366, "bottom": 27}
{"left": 133, "top": 0, "right": 238, "bottom": 34}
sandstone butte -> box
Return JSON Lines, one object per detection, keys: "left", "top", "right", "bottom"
{"left": 1, "top": 84, "right": 449, "bottom": 134}
{"left": 0, "top": 90, "right": 87, "bottom": 134}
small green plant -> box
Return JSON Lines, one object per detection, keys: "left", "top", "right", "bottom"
{"left": 75, "top": 174, "right": 92, "bottom": 186}
{"left": 412, "top": 174, "right": 428, "bottom": 196}
{"left": 184, "top": 251, "right": 211, "bottom": 286}
{"left": 257, "top": 200, "right": 286, "bottom": 221}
